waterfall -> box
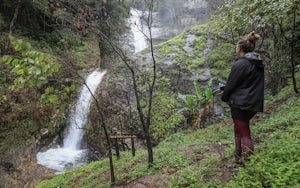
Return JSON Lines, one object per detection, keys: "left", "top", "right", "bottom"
{"left": 37, "top": 70, "right": 106, "bottom": 173}
{"left": 63, "top": 70, "right": 106, "bottom": 149}
{"left": 36, "top": 8, "right": 146, "bottom": 174}
{"left": 129, "top": 8, "right": 148, "bottom": 52}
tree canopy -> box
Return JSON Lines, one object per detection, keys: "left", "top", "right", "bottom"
{"left": 215, "top": 0, "right": 300, "bottom": 93}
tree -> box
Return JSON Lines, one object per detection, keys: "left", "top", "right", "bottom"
{"left": 4, "top": 0, "right": 21, "bottom": 52}
{"left": 1, "top": 39, "right": 60, "bottom": 89}
{"left": 72, "top": 69, "right": 116, "bottom": 183}
{"left": 27, "top": 0, "right": 157, "bottom": 170}
{"left": 100, "top": 0, "right": 157, "bottom": 166}
{"left": 97, "top": 0, "right": 130, "bottom": 60}
{"left": 47, "top": 0, "right": 155, "bottom": 165}
{"left": 215, "top": 0, "right": 300, "bottom": 94}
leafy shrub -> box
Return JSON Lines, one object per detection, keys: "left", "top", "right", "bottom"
{"left": 150, "top": 92, "right": 185, "bottom": 141}
{"left": 1, "top": 39, "right": 60, "bottom": 89}
{"left": 34, "top": 29, "right": 83, "bottom": 51}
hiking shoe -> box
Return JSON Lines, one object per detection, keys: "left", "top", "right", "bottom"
{"left": 234, "top": 150, "right": 242, "bottom": 164}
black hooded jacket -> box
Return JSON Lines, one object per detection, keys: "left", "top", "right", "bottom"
{"left": 221, "top": 52, "right": 265, "bottom": 112}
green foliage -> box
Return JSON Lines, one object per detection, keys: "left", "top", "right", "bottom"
{"left": 226, "top": 97, "right": 300, "bottom": 187}
{"left": 150, "top": 92, "right": 185, "bottom": 141}
{"left": 30, "top": 0, "right": 53, "bottom": 16}
{"left": 187, "top": 57, "right": 206, "bottom": 70}
{"left": 71, "top": 39, "right": 101, "bottom": 68}
{"left": 168, "top": 156, "right": 222, "bottom": 188}
{"left": 227, "top": 133, "right": 300, "bottom": 188}
{"left": 37, "top": 79, "right": 300, "bottom": 188}
{"left": 4, "top": 1, "right": 300, "bottom": 187}
{"left": 177, "top": 79, "right": 213, "bottom": 127}
{"left": 40, "top": 85, "right": 75, "bottom": 106}
{"left": 1, "top": 39, "right": 60, "bottom": 89}
{"left": 214, "top": 0, "right": 300, "bottom": 94}
{"left": 190, "top": 35, "right": 207, "bottom": 54}
{"left": 215, "top": 0, "right": 299, "bottom": 34}
{"left": 35, "top": 29, "right": 83, "bottom": 51}
{"left": 0, "top": 95, "right": 7, "bottom": 105}
{"left": 157, "top": 33, "right": 187, "bottom": 59}
{"left": 210, "top": 68, "right": 231, "bottom": 81}
{"left": 188, "top": 22, "right": 222, "bottom": 37}
{"left": 156, "top": 31, "right": 210, "bottom": 73}
{"left": 208, "top": 42, "right": 234, "bottom": 79}
{"left": 178, "top": 79, "right": 213, "bottom": 114}
{"left": 178, "top": 94, "right": 197, "bottom": 112}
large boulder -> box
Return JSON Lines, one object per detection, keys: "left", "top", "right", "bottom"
{"left": 0, "top": 139, "right": 54, "bottom": 188}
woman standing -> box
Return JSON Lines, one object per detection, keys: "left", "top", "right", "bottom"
{"left": 221, "top": 31, "right": 264, "bottom": 163}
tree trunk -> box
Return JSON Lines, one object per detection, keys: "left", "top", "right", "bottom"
{"left": 131, "top": 69, "right": 154, "bottom": 165}
{"left": 80, "top": 73, "right": 115, "bottom": 184}
{"left": 94, "top": 89, "right": 115, "bottom": 183}
{"left": 96, "top": 0, "right": 156, "bottom": 167}
{"left": 290, "top": 5, "right": 298, "bottom": 94}
{"left": 5, "top": 0, "right": 22, "bottom": 51}
{"left": 102, "top": 119, "right": 115, "bottom": 183}
{"left": 290, "top": 44, "right": 298, "bottom": 94}
{"left": 145, "top": 0, "right": 156, "bottom": 166}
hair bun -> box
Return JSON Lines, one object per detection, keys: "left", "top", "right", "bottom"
{"left": 244, "top": 31, "right": 260, "bottom": 43}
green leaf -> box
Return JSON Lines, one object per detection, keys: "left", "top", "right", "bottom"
{"left": 5, "top": 39, "right": 60, "bottom": 90}
{"left": 194, "top": 80, "right": 203, "bottom": 100}
{"left": 186, "top": 95, "right": 196, "bottom": 108}
{"left": 205, "top": 79, "right": 213, "bottom": 101}
{"left": 15, "top": 76, "right": 26, "bottom": 85}
{"left": 1, "top": 55, "right": 12, "bottom": 63}
{"left": 11, "top": 59, "right": 20, "bottom": 66}
{"left": 38, "top": 76, "right": 47, "bottom": 81}
{"left": 28, "top": 58, "right": 35, "bottom": 64}
{"left": 20, "top": 41, "right": 31, "bottom": 51}
{"left": 31, "top": 67, "right": 41, "bottom": 75}
{"left": 48, "top": 95, "right": 58, "bottom": 104}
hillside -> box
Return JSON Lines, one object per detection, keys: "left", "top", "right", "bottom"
{"left": 36, "top": 79, "right": 300, "bottom": 187}
{"left": 1, "top": 1, "right": 299, "bottom": 187}
{"left": 35, "top": 19, "right": 300, "bottom": 187}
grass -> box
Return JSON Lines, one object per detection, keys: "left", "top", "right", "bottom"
{"left": 225, "top": 94, "right": 300, "bottom": 187}
{"left": 37, "top": 83, "right": 300, "bottom": 187}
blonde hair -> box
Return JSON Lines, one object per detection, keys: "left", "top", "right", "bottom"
{"left": 237, "top": 31, "right": 260, "bottom": 53}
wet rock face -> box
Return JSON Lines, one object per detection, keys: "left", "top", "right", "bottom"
{"left": 0, "top": 140, "right": 55, "bottom": 188}
{"left": 130, "top": 32, "right": 224, "bottom": 118}
{"left": 160, "top": 34, "right": 212, "bottom": 94}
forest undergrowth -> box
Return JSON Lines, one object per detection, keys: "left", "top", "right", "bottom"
{"left": 37, "top": 78, "right": 300, "bottom": 188}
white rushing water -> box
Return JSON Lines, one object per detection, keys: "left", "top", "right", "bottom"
{"left": 37, "top": 70, "right": 106, "bottom": 173}
{"left": 129, "top": 8, "right": 148, "bottom": 52}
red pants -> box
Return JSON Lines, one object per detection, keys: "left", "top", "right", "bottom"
{"left": 231, "top": 107, "right": 256, "bottom": 159}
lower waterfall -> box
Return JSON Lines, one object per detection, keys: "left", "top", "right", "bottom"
{"left": 37, "top": 70, "right": 106, "bottom": 173}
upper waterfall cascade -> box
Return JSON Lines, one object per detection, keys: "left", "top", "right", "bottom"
{"left": 129, "top": 8, "right": 148, "bottom": 52}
